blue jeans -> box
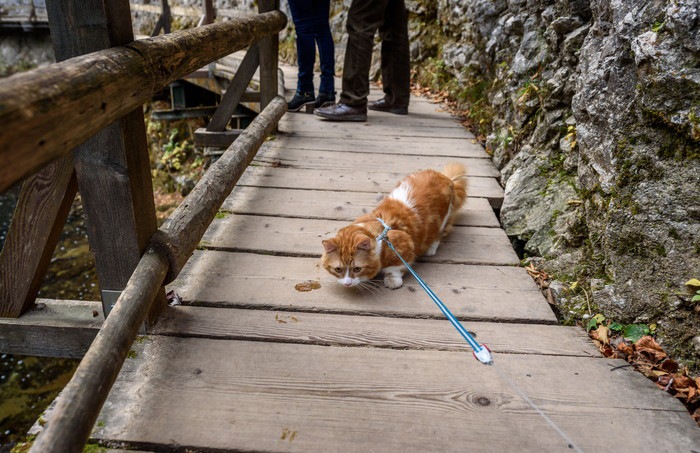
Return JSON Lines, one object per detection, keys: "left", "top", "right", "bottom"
{"left": 288, "top": 0, "right": 335, "bottom": 94}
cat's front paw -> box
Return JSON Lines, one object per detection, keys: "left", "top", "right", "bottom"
{"left": 384, "top": 274, "right": 404, "bottom": 289}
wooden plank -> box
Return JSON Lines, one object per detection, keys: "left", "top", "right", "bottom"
{"left": 254, "top": 147, "right": 500, "bottom": 177}
{"left": 237, "top": 166, "right": 504, "bottom": 207}
{"left": 265, "top": 134, "right": 487, "bottom": 158}
{"left": 0, "top": 11, "right": 287, "bottom": 193}
{"left": 93, "top": 337, "right": 700, "bottom": 452}
{"left": 222, "top": 186, "right": 501, "bottom": 228}
{"left": 280, "top": 106, "right": 471, "bottom": 130}
{"left": 201, "top": 215, "right": 520, "bottom": 265}
{"left": 154, "top": 306, "right": 597, "bottom": 356}
{"left": 170, "top": 251, "right": 553, "bottom": 323}
{"left": 279, "top": 117, "right": 473, "bottom": 139}
{"left": 0, "top": 299, "right": 103, "bottom": 358}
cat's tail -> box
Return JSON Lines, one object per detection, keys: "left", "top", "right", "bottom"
{"left": 442, "top": 162, "right": 468, "bottom": 211}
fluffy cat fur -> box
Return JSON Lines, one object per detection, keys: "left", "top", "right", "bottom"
{"left": 321, "top": 163, "right": 468, "bottom": 289}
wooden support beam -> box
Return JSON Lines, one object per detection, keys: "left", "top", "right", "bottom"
{"left": 0, "top": 300, "right": 103, "bottom": 358}
{"left": 0, "top": 161, "right": 77, "bottom": 317}
{"left": 0, "top": 10, "right": 287, "bottom": 193}
{"left": 194, "top": 128, "right": 244, "bottom": 147}
{"left": 150, "top": 0, "right": 172, "bottom": 36}
{"left": 1, "top": 0, "right": 125, "bottom": 318}
{"left": 206, "top": 43, "right": 260, "bottom": 131}
{"left": 258, "top": 0, "right": 280, "bottom": 110}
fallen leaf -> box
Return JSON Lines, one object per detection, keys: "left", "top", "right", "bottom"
{"left": 660, "top": 359, "right": 680, "bottom": 373}
{"left": 636, "top": 336, "right": 666, "bottom": 361}
{"left": 594, "top": 325, "right": 610, "bottom": 345}
{"left": 685, "top": 278, "right": 700, "bottom": 288}
{"left": 616, "top": 341, "right": 634, "bottom": 355}
{"left": 624, "top": 324, "right": 650, "bottom": 342}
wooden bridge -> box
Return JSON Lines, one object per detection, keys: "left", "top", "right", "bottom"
{"left": 1, "top": 1, "right": 699, "bottom": 452}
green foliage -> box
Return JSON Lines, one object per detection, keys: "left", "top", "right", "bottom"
{"left": 586, "top": 313, "right": 655, "bottom": 343}
{"left": 622, "top": 324, "right": 652, "bottom": 342}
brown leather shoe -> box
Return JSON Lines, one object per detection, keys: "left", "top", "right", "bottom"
{"left": 314, "top": 103, "right": 367, "bottom": 122}
{"left": 368, "top": 99, "right": 408, "bottom": 115}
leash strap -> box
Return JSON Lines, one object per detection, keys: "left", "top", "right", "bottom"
{"left": 374, "top": 218, "right": 585, "bottom": 450}
{"left": 375, "top": 218, "right": 493, "bottom": 365}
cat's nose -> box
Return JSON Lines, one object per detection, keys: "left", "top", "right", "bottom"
{"left": 343, "top": 278, "right": 353, "bottom": 287}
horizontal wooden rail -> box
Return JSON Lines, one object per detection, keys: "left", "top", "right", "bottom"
{"left": 30, "top": 96, "right": 287, "bottom": 453}
{"left": 0, "top": 10, "right": 286, "bottom": 193}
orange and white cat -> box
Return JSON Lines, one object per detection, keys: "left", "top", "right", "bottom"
{"left": 321, "top": 163, "right": 467, "bottom": 289}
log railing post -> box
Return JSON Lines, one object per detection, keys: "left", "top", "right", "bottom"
{"left": 1, "top": 0, "right": 162, "bottom": 320}
{"left": 258, "top": 0, "right": 280, "bottom": 110}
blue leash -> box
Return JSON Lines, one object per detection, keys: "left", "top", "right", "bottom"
{"left": 376, "top": 218, "right": 493, "bottom": 365}
{"left": 375, "top": 218, "right": 587, "bottom": 450}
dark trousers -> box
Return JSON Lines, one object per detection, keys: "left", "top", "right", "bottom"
{"left": 288, "top": 0, "right": 335, "bottom": 94}
{"left": 340, "top": 0, "right": 410, "bottom": 107}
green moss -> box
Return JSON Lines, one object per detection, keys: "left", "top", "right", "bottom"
{"left": 127, "top": 350, "right": 138, "bottom": 359}
{"left": 83, "top": 443, "right": 106, "bottom": 453}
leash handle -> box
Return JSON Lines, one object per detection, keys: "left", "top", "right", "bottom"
{"left": 376, "top": 218, "right": 493, "bottom": 365}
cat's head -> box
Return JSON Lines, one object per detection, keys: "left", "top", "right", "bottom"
{"left": 321, "top": 225, "right": 382, "bottom": 287}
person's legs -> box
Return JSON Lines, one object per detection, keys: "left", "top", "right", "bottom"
{"left": 339, "top": 0, "right": 389, "bottom": 106}
{"left": 288, "top": 0, "right": 316, "bottom": 95}
{"left": 377, "top": 0, "right": 410, "bottom": 107}
{"left": 313, "top": 0, "right": 335, "bottom": 96}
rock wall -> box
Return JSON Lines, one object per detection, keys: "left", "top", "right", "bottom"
{"left": 389, "top": 0, "right": 699, "bottom": 369}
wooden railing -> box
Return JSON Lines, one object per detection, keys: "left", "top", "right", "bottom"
{"left": 0, "top": 1, "right": 287, "bottom": 451}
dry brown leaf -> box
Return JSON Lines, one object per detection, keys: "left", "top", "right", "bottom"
{"left": 660, "top": 359, "right": 680, "bottom": 373}
{"left": 635, "top": 336, "right": 667, "bottom": 362}
{"left": 617, "top": 341, "right": 634, "bottom": 355}
{"left": 595, "top": 325, "right": 611, "bottom": 345}
{"left": 673, "top": 375, "right": 695, "bottom": 389}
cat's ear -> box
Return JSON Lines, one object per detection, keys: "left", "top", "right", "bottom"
{"left": 322, "top": 239, "right": 337, "bottom": 253}
{"left": 356, "top": 237, "right": 372, "bottom": 251}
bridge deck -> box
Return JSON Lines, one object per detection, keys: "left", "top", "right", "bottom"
{"left": 91, "top": 71, "right": 700, "bottom": 451}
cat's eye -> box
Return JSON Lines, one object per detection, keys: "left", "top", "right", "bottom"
{"left": 334, "top": 267, "right": 343, "bottom": 274}
{"left": 352, "top": 267, "right": 362, "bottom": 273}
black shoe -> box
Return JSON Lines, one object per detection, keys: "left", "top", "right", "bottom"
{"left": 314, "top": 103, "right": 367, "bottom": 122}
{"left": 368, "top": 99, "right": 408, "bottom": 115}
{"left": 315, "top": 91, "right": 336, "bottom": 108}
{"left": 287, "top": 91, "right": 315, "bottom": 112}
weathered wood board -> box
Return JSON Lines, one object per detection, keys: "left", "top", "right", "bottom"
{"left": 279, "top": 114, "right": 474, "bottom": 139}
{"left": 237, "top": 166, "right": 504, "bottom": 207}
{"left": 93, "top": 337, "right": 700, "bottom": 453}
{"left": 154, "top": 306, "right": 596, "bottom": 356}
{"left": 200, "top": 214, "right": 519, "bottom": 265}
{"left": 0, "top": 299, "right": 102, "bottom": 358}
{"left": 170, "top": 251, "right": 554, "bottom": 323}
{"left": 263, "top": 134, "right": 488, "bottom": 158}
{"left": 254, "top": 146, "right": 500, "bottom": 177}
{"left": 222, "top": 186, "right": 501, "bottom": 228}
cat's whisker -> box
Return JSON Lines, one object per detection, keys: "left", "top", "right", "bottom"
{"left": 364, "top": 279, "right": 383, "bottom": 289}
{"left": 357, "top": 281, "right": 381, "bottom": 295}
